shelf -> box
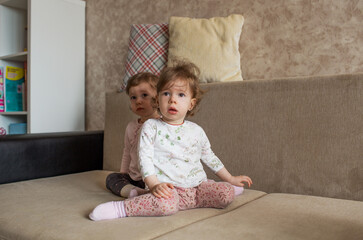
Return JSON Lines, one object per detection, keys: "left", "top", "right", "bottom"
{"left": 0, "top": 0, "right": 85, "bottom": 134}
{"left": 0, "top": 51, "right": 27, "bottom": 62}
{"left": 0, "top": 111, "right": 27, "bottom": 115}
{"left": 0, "top": 0, "right": 27, "bottom": 9}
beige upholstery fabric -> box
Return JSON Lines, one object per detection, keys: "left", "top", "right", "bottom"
{"left": 104, "top": 73, "right": 363, "bottom": 201}
{"left": 156, "top": 193, "right": 363, "bottom": 240}
{"left": 0, "top": 170, "right": 266, "bottom": 240}
{"left": 191, "top": 73, "right": 363, "bottom": 201}
{"left": 103, "top": 92, "right": 136, "bottom": 171}
{"left": 168, "top": 14, "right": 244, "bottom": 83}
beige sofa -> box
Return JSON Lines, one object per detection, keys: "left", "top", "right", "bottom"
{"left": 0, "top": 73, "right": 362, "bottom": 240}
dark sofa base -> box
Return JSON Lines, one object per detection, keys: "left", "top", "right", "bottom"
{"left": 0, "top": 131, "right": 104, "bottom": 184}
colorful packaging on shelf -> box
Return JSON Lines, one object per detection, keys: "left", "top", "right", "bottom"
{"left": 5, "top": 66, "right": 24, "bottom": 112}
{"left": 0, "top": 67, "right": 4, "bottom": 112}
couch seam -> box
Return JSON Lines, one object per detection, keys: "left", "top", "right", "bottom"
{"left": 150, "top": 192, "right": 268, "bottom": 240}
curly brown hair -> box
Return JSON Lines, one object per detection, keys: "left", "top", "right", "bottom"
{"left": 157, "top": 60, "right": 204, "bottom": 117}
{"left": 125, "top": 72, "right": 158, "bottom": 95}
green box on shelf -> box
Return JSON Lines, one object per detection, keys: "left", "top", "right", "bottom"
{"left": 9, "top": 123, "right": 27, "bottom": 135}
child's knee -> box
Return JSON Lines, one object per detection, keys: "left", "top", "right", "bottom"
{"left": 216, "top": 183, "right": 235, "bottom": 208}
{"left": 106, "top": 173, "right": 125, "bottom": 185}
{"left": 223, "top": 183, "right": 234, "bottom": 207}
{"left": 197, "top": 181, "right": 235, "bottom": 209}
{"left": 105, "top": 173, "right": 119, "bottom": 191}
{"left": 105, "top": 173, "right": 128, "bottom": 195}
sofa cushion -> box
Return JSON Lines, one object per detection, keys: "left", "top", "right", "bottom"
{"left": 122, "top": 23, "right": 169, "bottom": 90}
{"left": 168, "top": 14, "right": 244, "bottom": 83}
{"left": 0, "top": 170, "right": 266, "bottom": 240}
{"left": 155, "top": 193, "right": 363, "bottom": 240}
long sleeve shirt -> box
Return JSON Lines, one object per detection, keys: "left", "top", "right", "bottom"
{"left": 138, "top": 118, "right": 224, "bottom": 188}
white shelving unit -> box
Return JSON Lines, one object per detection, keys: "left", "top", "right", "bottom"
{"left": 0, "top": 0, "right": 85, "bottom": 134}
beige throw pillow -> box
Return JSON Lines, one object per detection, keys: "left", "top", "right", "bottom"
{"left": 168, "top": 14, "right": 244, "bottom": 83}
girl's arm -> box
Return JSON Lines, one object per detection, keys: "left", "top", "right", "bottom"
{"left": 120, "top": 125, "right": 132, "bottom": 173}
{"left": 216, "top": 167, "right": 253, "bottom": 187}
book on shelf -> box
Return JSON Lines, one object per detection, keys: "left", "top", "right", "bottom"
{"left": 0, "top": 67, "right": 4, "bottom": 112}
{"left": 23, "top": 61, "right": 27, "bottom": 111}
{"left": 5, "top": 66, "right": 25, "bottom": 112}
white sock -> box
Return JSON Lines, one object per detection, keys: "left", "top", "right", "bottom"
{"left": 89, "top": 201, "right": 126, "bottom": 221}
{"left": 129, "top": 187, "right": 149, "bottom": 198}
{"left": 121, "top": 184, "right": 148, "bottom": 198}
{"left": 128, "top": 188, "right": 139, "bottom": 198}
{"left": 233, "top": 186, "right": 244, "bottom": 196}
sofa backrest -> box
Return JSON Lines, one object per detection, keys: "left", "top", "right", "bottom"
{"left": 104, "top": 73, "right": 363, "bottom": 201}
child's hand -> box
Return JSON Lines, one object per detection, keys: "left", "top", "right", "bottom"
{"left": 216, "top": 168, "right": 253, "bottom": 188}
{"left": 230, "top": 175, "right": 253, "bottom": 188}
{"left": 151, "top": 182, "right": 174, "bottom": 199}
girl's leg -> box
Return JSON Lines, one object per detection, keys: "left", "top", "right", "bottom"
{"left": 106, "top": 173, "right": 131, "bottom": 197}
{"left": 89, "top": 190, "right": 179, "bottom": 221}
{"left": 195, "top": 180, "right": 235, "bottom": 209}
{"left": 106, "top": 173, "right": 147, "bottom": 198}
{"left": 124, "top": 189, "right": 179, "bottom": 217}
{"left": 175, "top": 187, "right": 198, "bottom": 210}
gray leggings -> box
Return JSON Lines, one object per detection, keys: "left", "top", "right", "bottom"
{"left": 106, "top": 173, "right": 145, "bottom": 197}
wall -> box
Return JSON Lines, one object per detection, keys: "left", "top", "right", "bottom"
{"left": 86, "top": 0, "right": 363, "bottom": 131}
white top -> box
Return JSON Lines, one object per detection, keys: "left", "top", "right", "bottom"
{"left": 138, "top": 118, "right": 224, "bottom": 188}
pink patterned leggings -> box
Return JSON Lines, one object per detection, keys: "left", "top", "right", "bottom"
{"left": 124, "top": 180, "right": 234, "bottom": 217}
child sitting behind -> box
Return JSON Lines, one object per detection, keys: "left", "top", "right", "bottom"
{"left": 90, "top": 61, "right": 252, "bottom": 220}
{"left": 105, "top": 72, "right": 159, "bottom": 198}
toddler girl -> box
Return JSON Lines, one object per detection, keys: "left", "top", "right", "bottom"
{"left": 105, "top": 72, "right": 159, "bottom": 198}
{"left": 90, "top": 62, "right": 252, "bottom": 220}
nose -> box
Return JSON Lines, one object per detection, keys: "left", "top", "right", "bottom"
{"left": 136, "top": 97, "right": 143, "bottom": 104}
{"left": 168, "top": 94, "right": 176, "bottom": 104}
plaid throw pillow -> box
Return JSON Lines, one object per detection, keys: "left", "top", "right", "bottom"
{"left": 122, "top": 23, "right": 169, "bottom": 90}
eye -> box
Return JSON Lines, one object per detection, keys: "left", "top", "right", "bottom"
{"left": 162, "top": 92, "right": 170, "bottom": 96}
{"left": 130, "top": 96, "right": 136, "bottom": 100}
{"left": 178, "top": 93, "right": 186, "bottom": 97}
{"left": 142, "top": 93, "right": 148, "bottom": 98}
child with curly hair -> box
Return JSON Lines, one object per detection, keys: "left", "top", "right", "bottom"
{"left": 105, "top": 72, "right": 159, "bottom": 199}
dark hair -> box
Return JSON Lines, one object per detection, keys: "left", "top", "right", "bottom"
{"left": 157, "top": 60, "right": 204, "bottom": 117}
{"left": 125, "top": 72, "right": 158, "bottom": 95}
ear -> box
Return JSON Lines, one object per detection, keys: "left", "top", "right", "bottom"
{"left": 152, "top": 97, "right": 158, "bottom": 109}
{"left": 189, "top": 98, "right": 197, "bottom": 111}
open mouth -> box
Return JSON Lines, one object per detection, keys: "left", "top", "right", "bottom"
{"left": 168, "top": 107, "right": 178, "bottom": 114}
{"left": 136, "top": 107, "right": 144, "bottom": 111}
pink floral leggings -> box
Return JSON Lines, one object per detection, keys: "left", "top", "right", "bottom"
{"left": 124, "top": 180, "right": 234, "bottom": 217}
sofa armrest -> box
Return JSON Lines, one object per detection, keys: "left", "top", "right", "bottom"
{"left": 0, "top": 131, "right": 104, "bottom": 184}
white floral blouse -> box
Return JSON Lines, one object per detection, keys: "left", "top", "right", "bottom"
{"left": 138, "top": 118, "right": 224, "bottom": 188}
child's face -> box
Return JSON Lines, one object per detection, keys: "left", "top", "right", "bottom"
{"left": 128, "top": 82, "right": 158, "bottom": 122}
{"left": 158, "top": 79, "right": 196, "bottom": 125}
